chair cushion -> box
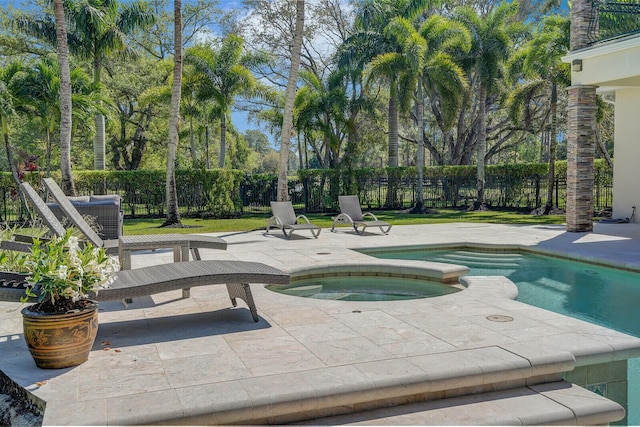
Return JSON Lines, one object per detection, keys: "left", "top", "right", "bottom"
{"left": 68, "top": 196, "right": 91, "bottom": 203}
{"left": 90, "top": 195, "right": 121, "bottom": 205}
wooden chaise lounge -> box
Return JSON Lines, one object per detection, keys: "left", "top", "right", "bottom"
{"left": 0, "top": 259, "right": 289, "bottom": 322}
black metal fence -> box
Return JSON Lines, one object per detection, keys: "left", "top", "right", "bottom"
{"left": 1, "top": 167, "right": 614, "bottom": 223}
{"left": 588, "top": 0, "right": 640, "bottom": 44}
{"left": 239, "top": 172, "right": 613, "bottom": 215}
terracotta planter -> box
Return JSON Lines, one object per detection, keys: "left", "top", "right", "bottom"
{"left": 21, "top": 301, "right": 99, "bottom": 369}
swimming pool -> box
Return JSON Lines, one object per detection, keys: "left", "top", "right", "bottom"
{"left": 360, "top": 246, "right": 640, "bottom": 425}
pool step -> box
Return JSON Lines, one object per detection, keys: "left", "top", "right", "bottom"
{"left": 172, "top": 345, "right": 621, "bottom": 426}
{"left": 431, "top": 250, "right": 526, "bottom": 270}
{"left": 298, "top": 381, "right": 625, "bottom": 426}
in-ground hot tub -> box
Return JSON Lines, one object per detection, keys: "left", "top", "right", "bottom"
{"left": 267, "top": 262, "right": 468, "bottom": 301}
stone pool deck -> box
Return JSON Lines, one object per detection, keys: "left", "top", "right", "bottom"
{"left": 2, "top": 222, "right": 640, "bottom": 425}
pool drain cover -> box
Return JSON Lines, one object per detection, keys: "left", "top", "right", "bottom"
{"left": 486, "top": 315, "right": 514, "bottom": 322}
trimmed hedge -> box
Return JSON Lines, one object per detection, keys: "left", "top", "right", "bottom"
{"left": 1, "top": 160, "right": 613, "bottom": 220}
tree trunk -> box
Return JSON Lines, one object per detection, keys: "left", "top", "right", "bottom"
{"left": 219, "top": 113, "right": 226, "bottom": 168}
{"left": 385, "top": 83, "right": 399, "bottom": 208}
{"left": 412, "top": 81, "right": 425, "bottom": 213}
{"left": 205, "top": 125, "right": 210, "bottom": 169}
{"left": 190, "top": 115, "right": 197, "bottom": 165}
{"left": 93, "top": 61, "right": 105, "bottom": 170}
{"left": 164, "top": 0, "right": 182, "bottom": 226}
{"left": 544, "top": 83, "right": 558, "bottom": 214}
{"left": 94, "top": 114, "right": 105, "bottom": 170}
{"left": 277, "top": 0, "right": 304, "bottom": 201}
{"left": 474, "top": 83, "right": 487, "bottom": 210}
{"left": 54, "top": 0, "right": 75, "bottom": 196}
{"left": 297, "top": 130, "right": 304, "bottom": 170}
{"left": 388, "top": 82, "right": 399, "bottom": 168}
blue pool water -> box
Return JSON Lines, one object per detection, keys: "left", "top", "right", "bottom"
{"left": 362, "top": 247, "right": 640, "bottom": 424}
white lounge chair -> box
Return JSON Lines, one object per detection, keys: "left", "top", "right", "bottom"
{"left": 331, "top": 195, "right": 391, "bottom": 235}
{"left": 266, "top": 201, "right": 321, "bottom": 239}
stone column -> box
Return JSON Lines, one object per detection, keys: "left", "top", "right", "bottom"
{"left": 566, "top": 0, "right": 598, "bottom": 232}
{"left": 570, "top": 0, "right": 594, "bottom": 50}
{"left": 566, "top": 85, "right": 597, "bottom": 232}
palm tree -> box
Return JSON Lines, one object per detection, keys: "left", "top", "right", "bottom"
{"left": 454, "top": 3, "right": 518, "bottom": 210}
{"left": 366, "top": 16, "right": 425, "bottom": 208}
{"left": 14, "top": 0, "right": 154, "bottom": 170}
{"left": 0, "top": 63, "right": 32, "bottom": 218}
{"left": 294, "top": 69, "right": 353, "bottom": 169}
{"left": 414, "top": 15, "right": 471, "bottom": 212}
{"left": 507, "top": 15, "right": 570, "bottom": 214}
{"left": 185, "top": 34, "right": 263, "bottom": 168}
{"left": 344, "top": 0, "right": 434, "bottom": 169}
{"left": 164, "top": 0, "right": 182, "bottom": 227}
{"left": 339, "top": 0, "right": 434, "bottom": 208}
{"left": 10, "top": 58, "right": 99, "bottom": 176}
{"left": 277, "top": 0, "right": 304, "bottom": 202}
{"left": 54, "top": 0, "right": 75, "bottom": 195}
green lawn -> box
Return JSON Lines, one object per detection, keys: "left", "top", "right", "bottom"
{"left": 123, "top": 209, "right": 566, "bottom": 235}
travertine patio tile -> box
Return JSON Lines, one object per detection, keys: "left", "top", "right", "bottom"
{"left": 162, "top": 351, "right": 251, "bottom": 387}
{"left": 333, "top": 309, "right": 404, "bottom": 328}
{"left": 243, "top": 350, "right": 326, "bottom": 376}
{"left": 106, "top": 388, "right": 183, "bottom": 425}
{"left": 408, "top": 347, "right": 531, "bottom": 389}
{"left": 498, "top": 342, "right": 576, "bottom": 377}
{"left": 266, "top": 307, "right": 338, "bottom": 327}
{"left": 226, "top": 334, "right": 326, "bottom": 375}
{"left": 530, "top": 381, "right": 626, "bottom": 425}
{"left": 521, "top": 333, "right": 617, "bottom": 366}
{"left": 500, "top": 325, "right": 568, "bottom": 340}
{"left": 155, "top": 335, "right": 231, "bottom": 359}
{"left": 465, "top": 312, "right": 548, "bottom": 332}
{"left": 239, "top": 372, "right": 318, "bottom": 419}
{"left": 304, "top": 336, "right": 392, "bottom": 366}
{"left": 227, "top": 335, "right": 313, "bottom": 361}
{"left": 427, "top": 323, "right": 517, "bottom": 349}
{"left": 286, "top": 321, "right": 360, "bottom": 343}
{"left": 349, "top": 322, "right": 440, "bottom": 346}
{"left": 76, "top": 345, "right": 170, "bottom": 399}
{"left": 354, "top": 358, "right": 428, "bottom": 388}
{"left": 43, "top": 397, "right": 107, "bottom": 426}
{"left": 379, "top": 336, "right": 457, "bottom": 357}
{"left": 300, "top": 365, "right": 377, "bottom": 399}
{"left": 481, "top": 387, "right": 576, "bottom": 425}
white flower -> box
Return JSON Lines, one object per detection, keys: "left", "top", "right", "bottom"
{"left": 67, "top": 235, "right": 80, "bottom": 252}
{"left": 56, "top": 265, "right": 68, "bottom": 280}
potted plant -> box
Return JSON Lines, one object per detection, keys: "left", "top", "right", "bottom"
{"left": 17, "top": 229, "right": 119, "bottom": 369}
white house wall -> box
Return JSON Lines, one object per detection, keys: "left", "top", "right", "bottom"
{"left": 612, "top": 89, "right": 640, "bottom": 222}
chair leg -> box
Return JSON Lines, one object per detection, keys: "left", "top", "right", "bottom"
{"left": 311, "top": 228, "right": 320, "bottom": 238}
{"left": 226, "top": 283, "right": 259, "bottom": 322}
{"left": 190, "top": 247, "right": 202, "bottom": 260}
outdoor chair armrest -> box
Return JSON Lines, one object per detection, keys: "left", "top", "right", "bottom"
{"left": 331, "top": 213, "right": 353, "bottom": 232}
{"left": 295, "top": 214, "right": 314, "bottom": 225}
{"left": 266, "top": 215, "right": 284, "bottom": 233}
{"left": 362, "top": 211, "right": 379, "bottom": 221}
